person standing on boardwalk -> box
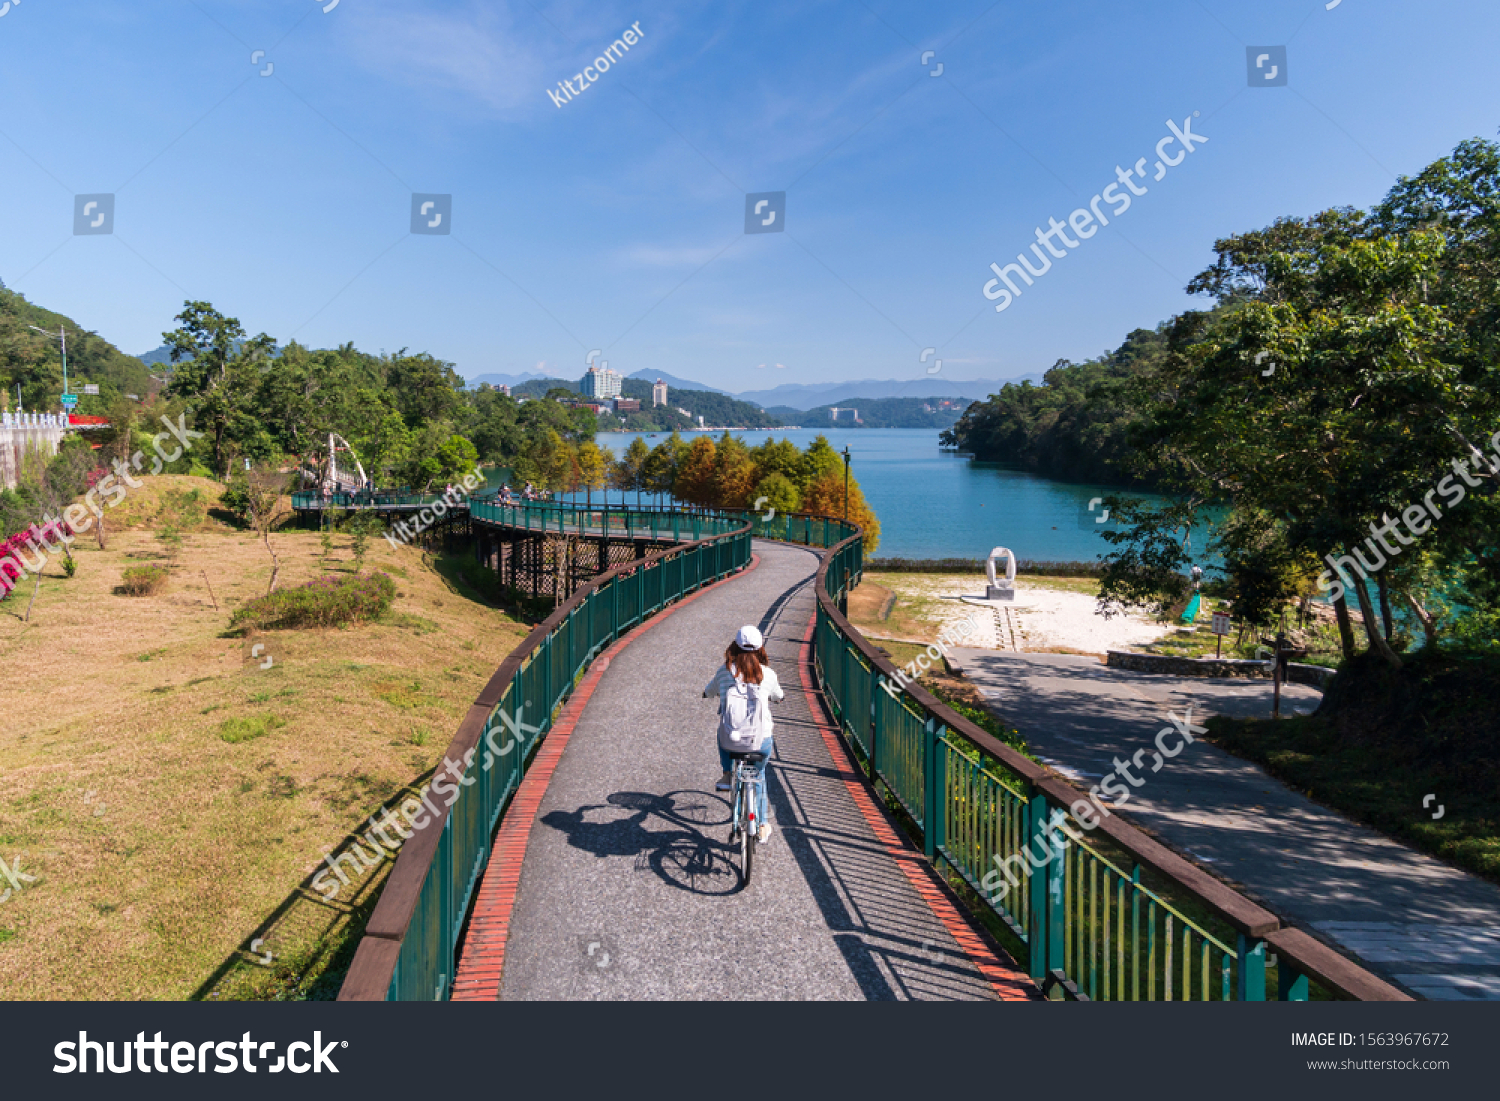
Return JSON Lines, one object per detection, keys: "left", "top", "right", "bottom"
{"left": 703, "top": 625, "right": 783, "bottom": 842}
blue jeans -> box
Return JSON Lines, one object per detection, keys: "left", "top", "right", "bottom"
{"left": 720, "top": 738, "right": 773, "bottom": 825}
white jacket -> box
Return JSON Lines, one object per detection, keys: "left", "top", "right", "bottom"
{"left": 704, "top": 664, "right": 784, "bottom": 752}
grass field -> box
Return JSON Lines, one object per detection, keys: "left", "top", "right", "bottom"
{"left": 0, "top": 477, "right": 529, "bottom": 999}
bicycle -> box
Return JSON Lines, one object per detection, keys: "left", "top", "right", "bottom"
{"left": 726, "top": 751, "right": 768, "bottom": 885}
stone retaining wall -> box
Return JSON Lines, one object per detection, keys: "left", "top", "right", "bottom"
{"left": 1105, "top": 650, "right": 1334, "bottom": 690}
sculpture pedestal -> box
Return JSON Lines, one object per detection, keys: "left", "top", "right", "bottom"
{"left": 986, "top": 584, "right": 1014, "bottom": 602}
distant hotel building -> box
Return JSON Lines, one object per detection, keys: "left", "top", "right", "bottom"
{"left": 829, "top": 406, "right": 861, "bottom": 424}
{"left": 581, "top": 363, "right": 622, "bottom": 400}
{"left": 614, "top": 398, "right": 640, "bottom": 413}
{"left": 497, "top": 384, "right": 511, "bottom": 396}
{"left": 652, "top": 379, "right": 668, "bottom": 407}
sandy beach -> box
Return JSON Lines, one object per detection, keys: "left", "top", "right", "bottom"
{"left": 861, "top": 572, "right": 1173, "bottom": 656}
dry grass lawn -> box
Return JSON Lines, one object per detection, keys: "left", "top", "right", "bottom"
{"left": 0, "top": 477, "right": 529, "bottom": 999}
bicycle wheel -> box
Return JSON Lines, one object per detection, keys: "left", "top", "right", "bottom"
{"left": 740, "top": 807, "right": 754, "bottom": 885}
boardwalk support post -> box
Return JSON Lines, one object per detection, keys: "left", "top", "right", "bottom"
{"left": 1026, "top": 793, "right": 1049, "bottom": 984}
{"left": 922, "top": 717, "right": 937, "bottom": 859}
{"left": 1279, "top": 964, "right": 1310, "bottom": 1001}
{"left": 1046, "top": 807, "right": 1066, "bottom": 985}
{"left": 1238, "top": 934, "right": 1268, "bottom": 1001}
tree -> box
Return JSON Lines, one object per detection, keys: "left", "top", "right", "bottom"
{"left": 752, "top": 471, "right": 800, "bottom": 516}
{"left": 241, "top": 468, "right": 290, "bottom": 594}
{"left": 434, "top": 434, "right": 479, "bottom": 485}
{"left": 711, "top": 432, "right": 757, "bottom": 508}
{"left": 796, "top": 435, "right": 844, "bottom": 490}
{"left": 517, "top": 428, "right": 576, "bottom": 495}
{"left": 611, "top": 436, "right": 650, "bottom": 506}
{"left": 641, "top": 432, "right": 687, "bottom": 505}
{"left": 576, "top": 439, "right": 608, "bottom": 508}
{"left": 674, "top": 436, "right": 718, "bottom": 506}
{"left": 748, "top": 436, "right": 802, "bottom": 483}
{"left": 800, "top": 468, "right": 881, "bottom": 553}
{"left": 162, "top": 301, "right": 276, "bottom": 476}
{"left": 386, "top": 351, "right": 462, "bottom": 427}
{"left": 1093, "top": 498, "right": 1195, "bottom": 620}
{"left": 1130, "top": 185, "right": 1500, "bottom": 665}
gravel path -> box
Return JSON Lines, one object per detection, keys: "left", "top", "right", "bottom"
{"left": 496, "top": 541, "right": 1010, "bottom": 1000}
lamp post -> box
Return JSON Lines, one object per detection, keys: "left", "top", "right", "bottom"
{"left": 27, "top": 324, "right": 69, "bottom": 408}
{"left": 841, "top": 445, "right": 851, "bottom": 521}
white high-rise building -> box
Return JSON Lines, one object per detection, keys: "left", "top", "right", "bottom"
{"left": 581, "top": 363, "right": 622, "bottom": 400}
{"left": 652, "top": 379, "right": 668, "bottom": 407}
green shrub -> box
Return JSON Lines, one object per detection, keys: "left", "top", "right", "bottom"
{"left": 220, "top": 477, "right": 253, "bottom": 526}
{"left": 118, "top": 565, "right": 169, "bottom": 596}
{"left": 229, "top": 571, "right": 396, "bottom": 631}
{"left": 218, "top": 715, "right": 287, "bottom": 744}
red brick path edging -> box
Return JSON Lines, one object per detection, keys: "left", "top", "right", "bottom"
{"left": 794, "top": 612, "right": 1041, "bottom": 1001}
{"left": 450, "top": 555, "right": 762, "bottom": 1000}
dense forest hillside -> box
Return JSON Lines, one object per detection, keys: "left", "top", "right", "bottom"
{"left": 940, "top": 327, "right": 1169, "bottom": 486}
{"left": 789, "top": 396, "right": 970, "bottom": 429}
{"left": 0, "top": 285, "right": 154, "bottom": 413}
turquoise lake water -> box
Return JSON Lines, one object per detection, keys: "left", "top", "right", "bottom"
{"left": 593, "top": 428, "right": 1209, "bottom": 563}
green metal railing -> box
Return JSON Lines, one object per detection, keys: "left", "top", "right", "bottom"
{"left": 812, "top": 532, "right": 1409, "bottom": 1002}
{"left": 469, "top": 499, "right": 745, "bottom": 542}
{"left": 292, "top": 491, "right": 444, "bottom": 509}
{"left": 338, "top": 512, "right": 752, "bottom": 1001}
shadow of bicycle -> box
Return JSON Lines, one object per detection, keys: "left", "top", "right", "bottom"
{"left": 540, "top": 789, "right": 747, "bottom": 895}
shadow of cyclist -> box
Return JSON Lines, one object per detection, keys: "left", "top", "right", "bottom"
{"left": 539, "top": 790, "right": 745, "bottom": 895}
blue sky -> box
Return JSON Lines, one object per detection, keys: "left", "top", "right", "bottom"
{"left": 2, "top": 0, "right": 1497, "bottom": 393}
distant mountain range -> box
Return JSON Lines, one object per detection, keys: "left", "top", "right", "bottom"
{"left": 134, "top": 345, "right": 177, "bottom": 368}
{"left": 766, "top": 396, "right": 970, "bottom": 428}
{"left": 623, "top": 369, "right": 734, "bottom": 396}
{"left": 733, "top": 376, "right": 1038, "bottom": 410}
{"left": 460, "top": 366, "right": 1030, "bottom": 410}
{"left": 466, "top": 370, "right": 552, "bottom": 389}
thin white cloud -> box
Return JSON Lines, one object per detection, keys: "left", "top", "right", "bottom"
{"left": 343, "top": 2, "right": 544, "bottom": 112}
{"left": 616, "top": 243, "right": 738, "bottom": 267}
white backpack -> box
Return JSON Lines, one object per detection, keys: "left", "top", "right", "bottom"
{"left": 718, "top": 675, "right": 769, "bottom": 749}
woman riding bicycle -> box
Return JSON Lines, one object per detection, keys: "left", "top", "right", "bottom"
{"left": 703, "top": 625, "right": 783, "bottom": 842}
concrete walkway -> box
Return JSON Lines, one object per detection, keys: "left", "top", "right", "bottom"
{"left": 484, "top": 542, "right": 1029, "bottom": 1000}
{"left": 952, "top": 648, "right": 1500, "bottom": 1001}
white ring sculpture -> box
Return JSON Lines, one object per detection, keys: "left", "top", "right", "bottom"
{"left": 986, "top": 546, "right": 1016, "bottom": 601}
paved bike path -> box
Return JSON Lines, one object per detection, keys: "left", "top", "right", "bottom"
{"left": 952, "top": 649, "right": 1500, "bottom": 1001}
{"left": 473, "top": 541, "right": 1029, "bottom": 1000}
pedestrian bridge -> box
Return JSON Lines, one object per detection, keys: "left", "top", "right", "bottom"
{"left": 325, "top": 498, "right": 1407, "bottom": 1002}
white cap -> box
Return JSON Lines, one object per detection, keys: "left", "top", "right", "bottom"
{"left": 735, "top": 625, "right": 764, "bottom": 651}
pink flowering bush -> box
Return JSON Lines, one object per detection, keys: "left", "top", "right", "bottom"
{"left": 0, "top": 519, "right": 74, "bottom": 598}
